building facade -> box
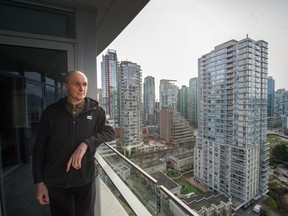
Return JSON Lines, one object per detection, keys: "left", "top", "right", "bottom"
{"left": 159, "top": 107, "right": 174, "bottom": 143}
{"left": 267, "top": 76, "right": 275, "bottom": 117}
{"left": 170, "top": 151, "right": 194, "bottom": 172}
{"left": 143, "top": 76, "right": 156, "bottom": 126}
{"left": 159, "top": 79, "right": 178, "bottom": 110}
{"left": 173, "top": 111, "right": 195, "bottom": 145}
{"left": 274, "top": 88, "right": 288, "bottom": 116}
{"left": 195, "top": 37, "right": 269, "bottom": 209}
{"left": 178, "top": 85, "right": 189, "bottom": 119}
{"left": 101, "top": 49, "right": 119, "bottom": 126}
{"left": 119, "top": 61, "right": 143, "bottom": 155}
{"left": 188, "top": 77, "right": 198, "bottom": 127}
{"left": 159, "top": 107, "right": 194, "bottom": 145}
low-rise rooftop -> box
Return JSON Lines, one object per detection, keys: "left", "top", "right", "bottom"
{"left": 183, "top": 192, "right": 231, "bottom": 212}
{"left": 151, "top": 171, "right": 179, "bottom": 190}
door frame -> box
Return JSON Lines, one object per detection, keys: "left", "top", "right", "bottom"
{"left": 0, "top": 30, "right": 76, "bottom": 70}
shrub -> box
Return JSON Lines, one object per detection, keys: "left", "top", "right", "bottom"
{"left": 166, "top": 169, "right": 181, "bottom": 178}
{"left": 263, "top": 197, "right": 278, "bottom": 210}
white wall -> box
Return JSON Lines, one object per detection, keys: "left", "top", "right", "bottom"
{"left": 75, "top": 9, "right": 98, "bottom": 99}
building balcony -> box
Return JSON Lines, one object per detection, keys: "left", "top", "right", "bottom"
{"left": 0, "top": 141, "right": 199, "bottom": 216}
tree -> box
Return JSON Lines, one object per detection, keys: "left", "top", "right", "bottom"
{"left": 272, "top": 143, "right": 288, "bottom": 162}
{"left": 260, "top": 208, "right": 268, "bottom": 216}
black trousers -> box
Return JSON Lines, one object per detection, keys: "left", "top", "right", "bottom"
{"left": 47, "top": 181, "right": 96, "bottom": 216}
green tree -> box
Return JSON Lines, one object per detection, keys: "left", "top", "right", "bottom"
{"left": 272, "top": 143, "right": 288, "bottom": 162}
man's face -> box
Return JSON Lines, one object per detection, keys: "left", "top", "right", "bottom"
{"left": 65, "top": 72, "right": 88, "bottom": 102}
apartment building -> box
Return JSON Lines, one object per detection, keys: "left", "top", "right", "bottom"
{"left": 170, "top": 151, "right": 194, "bottom": 172}
{"left": 188, "top": 77, "right": 198, "bottom": 127}
{"left": 274, "top": 88, "right": 288, "bottom": 116}
{"left": 135, "top": 143, "right": 160, "bottom": 155}
{"left": 195, "top": 37, "right": 269, "bottom": 209}
{"left": 159, "top": 79, "right": 178, "bottom": 110}
{"left": 267, "top": 76, "right": 275, "bottom": 117}
{"left": 178, "top": 85, "right": 189, "bottom": 119}
{"left": 138, "top": 160, "right": 167, "bottom": 174}
{"left": 143, "top": 76, "right": 156, "bottom": 126}
{"left": 119, "top": 61, "right": 143, "bottom": 156}
{"left": 101, "top": 49, "right": 120, "bottom": 126}
{"left": 159, "top": 106, "right": 174, "bottom": 143}
{"left": 159, "top": 107, "right": 194, "bottom": 145}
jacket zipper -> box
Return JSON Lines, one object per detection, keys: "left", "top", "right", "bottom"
{"left": 67, "top": 116, "right": 76, "bottom": 188}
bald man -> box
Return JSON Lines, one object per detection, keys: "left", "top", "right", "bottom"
{"left": 33, "top": 71, "right": 115, "bottom": 216}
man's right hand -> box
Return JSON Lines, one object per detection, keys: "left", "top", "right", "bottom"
{"left": 35, "top": 182, "right": 50, "bottom": 205}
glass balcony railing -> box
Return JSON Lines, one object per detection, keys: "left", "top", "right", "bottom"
{"left": 95, "top": 142, "right": 199, "bottom": 216}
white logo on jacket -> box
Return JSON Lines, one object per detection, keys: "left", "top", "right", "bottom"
{"left": 87, "top": 115, "right": 92, "bottom": 120}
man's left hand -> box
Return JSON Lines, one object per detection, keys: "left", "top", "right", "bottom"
{"left": 66, "top": 142, "right": 88, "bottom": 172}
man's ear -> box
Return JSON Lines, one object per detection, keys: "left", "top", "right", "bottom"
{"left": 64, "top": 82, "right": 68, "bottom": 90}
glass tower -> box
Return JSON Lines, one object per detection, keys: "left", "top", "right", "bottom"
{"left": 274, "top": 89, "right": 288, "bottom": 116}
{"left": 101, "top": 49, "right": 119, "bottom": 126}
{"left": 159, "top": 79, "right": 178, "bottom": 111}
{"left": 143, "top": 76, "right": 155, "bottom": 126}
{"left": 267, "top": 76, "right": 275, "bottom": 117}
{"left": 178, "top": 85, "right": 189, "bottom": 119}
{"left": 119, "top": 61, "right": 143, "bottom": 154}
{"left": 188, "top": 77, "right": 198, "bottom": 127}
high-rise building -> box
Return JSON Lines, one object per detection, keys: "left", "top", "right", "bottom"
{"left": 178, "top": 85, "right": 189, "bottom": 119}
{"left": 159, "top": 107, "right": 194, "bottom": 145}
{"left": 119, "top": 61, "right": 143, "bottom": 155}
{"left": 159, "top": 107, "right": 173, "bottom": 143}
{"left": 159, "top": 79, "right": 178, "bottom": 110}
{"left": 274, "top": 88, "right": 288, "bottom": 116}
{"left": 101, "top": 49, "right": 119, "bottom": 126}
{"left": 195, "top": 37, "right": 269, "bottom": 209}
{"left": 143, "top": 76, "right": 156, "bottom": 126}
{"left": 267, "top": 76, "right": 275, "bottom": 117}
{"left": 97, "top": 88, "right": 102, "bottom": 106}
{"left": 188, "top": 78, "right": 198, "bottom": 127}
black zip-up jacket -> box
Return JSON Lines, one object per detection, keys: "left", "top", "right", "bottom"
{"left": 32, "top": 97, "right": 115, "bottom": 188}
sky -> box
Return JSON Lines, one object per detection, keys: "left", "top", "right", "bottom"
{"left": 97, "top": 0, "right": 288, "bottom": 99}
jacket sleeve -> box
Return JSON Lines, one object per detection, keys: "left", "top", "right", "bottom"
{"left": 84, "top": 106, "right": 115, "bottom": 152}
{"left": 32, "top": 110, "right": 50, "bottom": 184}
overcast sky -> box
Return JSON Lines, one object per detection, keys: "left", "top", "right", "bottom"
{"left": 97, "top": 0, "right": 288, "bottom": 99}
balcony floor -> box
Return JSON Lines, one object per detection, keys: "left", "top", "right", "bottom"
{"left": 1, "top": 163, "right": 128, "bottom": 216}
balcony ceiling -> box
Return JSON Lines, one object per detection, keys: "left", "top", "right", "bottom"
{"left": 23, "top": 0, "right": 150, "bottom": 54}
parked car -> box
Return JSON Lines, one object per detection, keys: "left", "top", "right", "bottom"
{"left": 253, "top": 204, "right": 262, "bottom": 213}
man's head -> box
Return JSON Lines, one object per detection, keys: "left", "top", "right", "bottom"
{"left": 64, "top": 70, "right": 88, "bottom": 104}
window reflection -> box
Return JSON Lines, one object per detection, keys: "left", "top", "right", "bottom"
{"left": 46, "top": 85, "right": 56, "bottom": 106}
{"left": 24, "top": 71, "right": 41, "bottom": 82}
{"left": 27, "top": 83, "right": 43, "bottom": 126}
{"left": 0, "top": 43, "right": 67, "bottom": 216}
